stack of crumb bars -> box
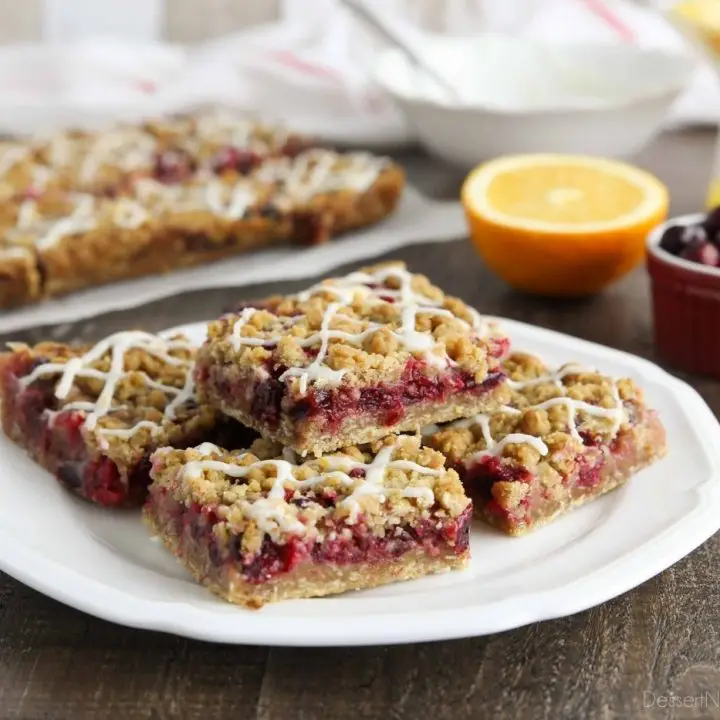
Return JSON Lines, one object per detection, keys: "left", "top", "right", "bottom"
{"left": 0, "top": 262, "right": 667, "bottom": 608}
{"left": 0, "top": 109, "right": 404, "bottom": 309}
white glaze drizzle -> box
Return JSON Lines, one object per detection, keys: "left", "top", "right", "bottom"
{"left": 44, "top": 133, "right": 72, "bottom": 167}
{"left": 433, "top": 363, "right": 626, "bottom": 463}
{"left": 230, "top": 265, "right": 493, "bottom": 394}
{"left": 9, "top": 195, "right": 100, "bottom": 250}
{"left": 205, "top": 181, "right": 256, "bottom": 220}
{"left": 2, "top": 146, "right": 388, "bottom": 253}
{"left": 181, "top": 439, "right": 440, "bottom": 536}
{"left": 0, "top": 245, "right": 33, "bottom": 259}
{"left": 507, "top": 362, "right": 625, "bottom": 438}
{"left": 77, "top": 131, "right": 156, "bottom": 183}
{"left": 255, "top": 149, "right": 387, "bottom": 202}
{"left": 196, "top": 110, "right": 262, "bottom": 147}
{"left": 36, "top": 195, "right": 97, "bottom": 250}
{"left": 113, "top": 198, "right": 149, "bottom": 229}
{"left": 278, "top": 302, "right": 349, "bottom": 392}
{"left": 19, "top": 331, "right": 196, "bottom": 439}
{"left": 506, "top": 363, "right": 594, "bottom": 391}
{"left": 17, "top": 199, "right": 38, "bottom": 229}
{"left": 7, "top": 189, "right": 165, "bottom": 251}
{"left": 99, "top": 420, "right": 162, "bottom": 439}
{"left": 133, "top": 176, "right": 257, "bottom": 220}
{"left": 0, "top": 145, "right": 29, "bottom": 179}
{"left": 29, "top": 164, "right": 52, "bottom": 193}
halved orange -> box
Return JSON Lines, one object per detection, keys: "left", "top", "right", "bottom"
{"left": 672, "top": 0, "right": 720, "bottom": 58}
{"left": 462, "top": 154, "right": 669, "bottom": 296}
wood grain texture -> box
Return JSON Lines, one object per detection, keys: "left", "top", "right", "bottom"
{"left": 0, "top": 129, "right": 718, "bottom": 720}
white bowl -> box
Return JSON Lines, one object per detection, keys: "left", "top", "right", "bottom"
{"left": 373, "top": 34, "right": 695, "bottom": 168}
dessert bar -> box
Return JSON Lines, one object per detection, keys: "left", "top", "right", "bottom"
{"left": 0, "top": 109, "right": 309, "bottom": 199}
{"left": 0, "top": 149, "right": 404, "bottom": 308}
{"left": 144, "top": 434, "right": 471, "bottom": 607}
{"left": 196, "top": 261, "right": 510, "bottom": 456}
{"left": 423, "top": 352, "right": 667, "bottom": 535}
{"left": 0, "top": 330, "right": 250, "bottom": 507}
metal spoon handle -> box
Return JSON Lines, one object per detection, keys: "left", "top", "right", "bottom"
{"left": 338, "top": 0, "right": 462, "bottom": 100}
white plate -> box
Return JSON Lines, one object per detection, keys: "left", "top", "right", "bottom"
{"left": 1, "top": 318, "right": 718, "bottom": 646}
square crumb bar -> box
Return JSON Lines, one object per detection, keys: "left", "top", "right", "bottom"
{"left": 196, "top": 261, "right": 510, "bottom": 456}
{"left": 0, "top": 331, "right": 251, "bottom": 507}
{"left": 145, "top": 435, "right": 471, "bottom": 608}
{"left": 0, "top": 150, "right": 403, "bottom": 307}
{"left": 423, "top": 352, "right": 667, "bottom": 536}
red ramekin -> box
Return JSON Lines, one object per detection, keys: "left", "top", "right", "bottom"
{"left": 646, "top": 213, "right": 720, "bottom": 378}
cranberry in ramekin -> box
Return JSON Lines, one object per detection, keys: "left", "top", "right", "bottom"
{"left": 647, "top": 213, "right": 720, "bottom": 378}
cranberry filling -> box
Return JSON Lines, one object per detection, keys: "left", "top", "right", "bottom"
{"left": 281, "top": 135, "right": 309, "bottom": 158}
{"left": 241, "top": 537, "right": 308, "bottom": 583}
{"left": 287, "top": 358, "right": 505, "bottom": 431}
{"left": 291, "top": 211, "right": 332, "bottom": 246}
{"left": 575, "top": 455, "right": 604, "bottom": 489}
{"left": 80, "top": 456, "right": 126, "bottom": 506}
{"left": 210, "top": 147, "right": 261, "bottom": 175}
{"left": 15, "top": 385, "right": 136, "bottom": 507}
{"left": 250, "top": 375, "right": 285, "bottom": 427}
{"left": 155, "top": 494, "right": 471, "bottom": 585}
{"left": 463, "top": 457, "right": 533, "bottom": 503}
{"left": 3, "top": 354, "right": 250, "bottom": 508}
{"left": 153, "top": 148, "right": 197, "bottom": 183}
{"left": 461, "top": 441, "right": 617, "bottom": 529}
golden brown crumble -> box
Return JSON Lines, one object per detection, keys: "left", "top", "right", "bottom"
{"left": 143, "top": 110, "right": 301, "bottom": 158}
{"left": 200, "top": 261, "right": 506, "bottom": 390}
{"left": 10, "top": 111, "right": 301, "bottom": 195}
{"left": 424, "top": 352, "right": 646, "bottom": 474}
{"left": 5, "top": 333, "right": 217, "bottom": 467}
{"left": 150, "top": 434, "right": 469, "bottom": 555}
{"left": 0, "top": 146, "right": 404, "bottom": 311}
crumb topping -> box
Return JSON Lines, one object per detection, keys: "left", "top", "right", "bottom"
{"left": 0, "top": 148, "right": 394, "bottom": 254}
{"left": 0, "top": 143, "right": 32, "bottom": 180}
{"left": 1, "top": 184, "right": 264, "bottom": 252}
{"left": 132, "top": 177, "right": 265, "bottom": 219}
{"left": 424, "top": 352, "right": 643, "bottom": 472}
{"left": 254, "top": 149, "right": 388, "bottom": 203}
{"left": 153, "top": 108, "right": 296, "bottom": 155}
{"left": 27, "top": 111, "right": 295, "bottom": 190}
{"left": 38, "top": 128, "right": 158, "bottom": 184}
{"left": 150, "top": 435, "right": 468, "bottom": 554}
{"left": 11, "top": 331, "right": 213, "bottom": 456}
{"left": 203, "top": 262, "right": 505, "bottom": 393}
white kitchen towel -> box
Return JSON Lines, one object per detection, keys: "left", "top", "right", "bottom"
{"left": 0, "top": 186, "right": 466, "bottom": 334}
{"left": 0, "top": 0, "right": 714, "bottom": 144}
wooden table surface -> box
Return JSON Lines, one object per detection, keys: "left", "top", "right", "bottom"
{"left": 1, "top": 129, "right": 718, "bottom": 720}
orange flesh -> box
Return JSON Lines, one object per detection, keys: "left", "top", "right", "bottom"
{"left": 486, "top": 166, "right": 646, "bottom": 226}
